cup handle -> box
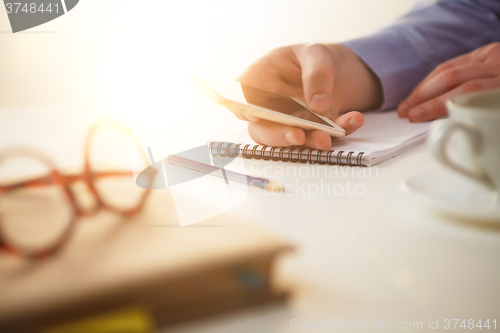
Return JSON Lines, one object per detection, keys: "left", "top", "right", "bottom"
{"left": 428, "top": 121, "right": 492, "bottom": 188}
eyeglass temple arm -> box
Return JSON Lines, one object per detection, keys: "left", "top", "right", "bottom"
{"left": 0, "top": 170, "right": 138, "bottom": 194}
{"left": 90, "top": 171, "right": 135, "bottom": 178}
{"left": 0, "top": 174, "right": 57, "bottom": 194}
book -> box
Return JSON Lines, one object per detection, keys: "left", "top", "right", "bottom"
{"left": 0, "top": 190, "right": 293, "bottom": 332}
{"left": 209, "top": 111, "right": 430, "bottom": 167}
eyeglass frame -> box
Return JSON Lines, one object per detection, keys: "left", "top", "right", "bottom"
{"left": 0, "top": 121, "right": 155, "bottom": 260}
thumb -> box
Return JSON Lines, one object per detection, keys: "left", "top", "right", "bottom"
{"left": 295, "top": 44, "right": 336, "bottom": 114}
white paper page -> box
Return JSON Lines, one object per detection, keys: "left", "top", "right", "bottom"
{"left": 213, "top": 111, "right": 430, "bottom": 155}
{"left": 330, "top": 111, "right": 430, "bottom": 158}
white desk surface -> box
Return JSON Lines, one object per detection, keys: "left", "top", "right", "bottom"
{"left": 1, "top": 107, "right": 499, "bottom": 333}
{"left": 167, "top": 139, "right": 500, "bottom": 333}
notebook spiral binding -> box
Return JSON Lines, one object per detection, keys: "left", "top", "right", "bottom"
{"left": 209, "top": 142, "right": 365, "bottom": 166}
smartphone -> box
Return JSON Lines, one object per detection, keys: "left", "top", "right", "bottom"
{"left": 190, "top": 75, "right": 346, "bottom": 138}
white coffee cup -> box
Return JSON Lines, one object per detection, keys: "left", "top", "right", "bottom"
{"left": 428, "top": 88, "right": 500, "bottom": 198}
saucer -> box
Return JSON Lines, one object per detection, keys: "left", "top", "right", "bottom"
{"left": 401, "top": 167, "right": 500, "bottom": 222}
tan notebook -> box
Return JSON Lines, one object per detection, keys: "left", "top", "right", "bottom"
{"left": 0, "top": 190, "right": 293, "bottom": 332}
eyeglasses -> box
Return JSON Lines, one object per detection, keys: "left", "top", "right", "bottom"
{"left": 0, "top": 121, "right": 156, "bottom": 259}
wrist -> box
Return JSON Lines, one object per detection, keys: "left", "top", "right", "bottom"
{"left": 330, "top": 44, "right": 383, "bottom": 112}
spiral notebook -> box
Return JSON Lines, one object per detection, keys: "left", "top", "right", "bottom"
{"left": 209, "top": 111, "right": 430, "bottom": 167}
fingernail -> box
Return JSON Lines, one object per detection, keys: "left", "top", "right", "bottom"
{"left": 409, "top": 108, "right": 424, "bottom": 121}
{"left": 285, "top": 132, "right": 300, "bottom": 145}
{"left": 310, "top": 94, "right": 329, "bottom": 112}
{"left": 398, "top": 102, "right": 410, "bottom": 116}
{"left": 348, "top": 118, "right": 362, "bottom": 128}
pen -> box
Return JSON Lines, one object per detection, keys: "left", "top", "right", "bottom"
{"left": 166, "top": 154, "right": 283, "bottom": 193}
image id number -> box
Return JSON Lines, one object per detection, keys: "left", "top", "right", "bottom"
{"left": 444, "top": 319, "right": 497, "bottom": 330}
{"left": 5, "top": 3, "right": 60, "bottom": 14}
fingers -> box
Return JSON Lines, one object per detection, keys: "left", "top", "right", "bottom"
{"left": 247, "top": 110, "right": 365, "bottom": 150}
{"left": 248, "top": 119, "right": 332, "bottom": 150}
{"left": 231, "top": 110, "right": 259, "bottom": 122}
{"left": 289, "top": 109, "right": 365, "bottom": 139}
{"left": 334, "top": 111, "right": 365, "bottom": 135}
{"left": 417, "top": 52, "right": 473, "bottom": 86}
{"left": 398, "top": 42, "right": 500, "bottom": 119}
{"left": 407, "top": 77, "right": 500, "bottom": 122}
{"left": 248, "top": 120, "right": 306, "bottom": 147}
{"left": 294, "top": 44, "right": 337, "bottom": 114}
{"left": 397, "top": 54, "right": 472, "bottom": 117}
{"left": 398, "top": 63, "right": 495, "bottom": 117}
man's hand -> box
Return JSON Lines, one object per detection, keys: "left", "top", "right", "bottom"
{"left": 235, "top": 43, "right": 383, "bottom": 150}
{"left": 398, "top": 42, "right": 500, "bottom": 122}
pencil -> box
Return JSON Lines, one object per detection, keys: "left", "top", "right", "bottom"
{"left": 166, "top": 154, "right": 283, "bottom": 193}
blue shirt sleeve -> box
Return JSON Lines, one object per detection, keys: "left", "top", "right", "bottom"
{"left": 343, "top": 0, "right": 500, "bottom": 110}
